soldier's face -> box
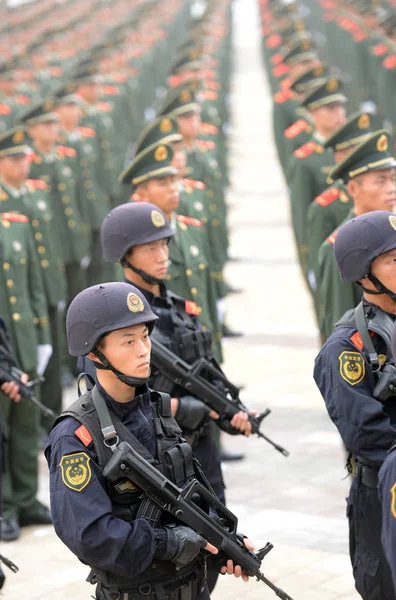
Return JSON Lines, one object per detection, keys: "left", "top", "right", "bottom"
{"left": 171, "top": 142, "right": 187, "bottom": 174}
{"left": 177, "top": 112, "right": 201, "bottom": 140}
{"left": 137, "top": 176, "right": 180, "bottom": 215}
{"left": 370, "top": 248, "right": 396, "bottom": 294}
{"left": 0, "top": 155, "right": 30, "bottom": 186}
{"left": 95, "top": 324, "right": 151, "bottom": 379}
{"left": 77, "top": 83, "right": 99, "bottom": 104}
{"left": 128, "top": 239, "right": 169, "bottom": 280}
{"left": 56, "top": 103, "right": 82, "bottom": 130}
{"left": 349, "top": 169, "right": 396, "bottom": 212}
{"left": 311, "top": 102, "right": 347, "bottom": 136}
{"left": 29, "top": 121, "right": 60, "bottom": 146}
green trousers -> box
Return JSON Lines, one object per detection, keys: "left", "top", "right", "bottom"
{"left": 41, "top": 306, "right": 63, "bottom": 434}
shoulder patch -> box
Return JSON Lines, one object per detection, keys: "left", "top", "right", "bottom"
{"left": 1, "top": 212, "right": 29, "bottom": 223}
{"left": 372, "top": 43, "right": 389, "bottom": 57}
{"left": 79, "top": 126, "right": 96, "bottom": 138}
{"left": 350, "top": 330, "right": 375, "bottom": 350}
{"left": 338, "top": 350, "right": 365, "bottom": 385}
{"left": 57, "top": 145, "right": 77, "bottom": 158}
{"left": 176, "top": 214, "right": 203, "bottom": 227}
{"left": 74, "top": 425, "right": 93, "bottom": 447}
{"left": 383, "top": 55, "right": 396, "bottom": 69}
{"left": 60, "top": 452, "right": 92, "bottom": 492}
{"left": 182, "top": 178, "right": 206, "bottom": 190}
{"left": 326, "top": 230, "right": 339, "bottom": 245}
{"left": 0, "top": 103, "right": 12, "bottom": 115}
{"left": 315, "top": 186, "right": 340, "bottom": 207}
{"left": 293, "top": 141, "right": 316, "bottom": 159}
{"left": 26, "top": 179, "right": 48, "bottom": 190}
{"left": 185, "top": 300, "right": 201, "bottom": 316}
{"left": 266, "top": 34, "right": 282, "bottom": 49}
{"left": 284, "top": 119, "right": 310, "bottom": 139}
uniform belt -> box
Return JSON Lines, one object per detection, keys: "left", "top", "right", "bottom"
{"left": 357, "top": 463, "right": 379, "bottom": 489}
{"left": 97, "top": 577, "right": 204, "bottom": 600}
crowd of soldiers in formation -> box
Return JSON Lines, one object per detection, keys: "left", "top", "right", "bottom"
{"left": 0, "top": 0, "right": 236, "bottom": 549}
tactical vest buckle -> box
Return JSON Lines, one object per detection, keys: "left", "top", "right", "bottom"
{"left": 138, "top": 584, "right": 152, "bottom": 595}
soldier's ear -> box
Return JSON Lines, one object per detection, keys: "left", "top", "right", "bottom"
{"left": 347, "top": 178, "right": 358, "bottom": 199}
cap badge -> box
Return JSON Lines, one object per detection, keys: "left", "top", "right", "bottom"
{"left": 154, "top": 145, "right": 168, "bottom": 162}
{"left": 180, "top": 89, "right": 191, "bottom": 103}
{"left": 12, "top": 130, "right": 24, "bottom": 144}
{"left": 127, "top": 292, "right": 145, "bottom": 313}
{"left": 151, "top": 209, "right": 165, "bottom": 227}
{"left": 43, "top": 100, "right": 54, "bottom": 112}
{"left": 301, "top": 39, "right": 311, "bottom": 51}
{"left": 326, "top": 78, "right": 339, "bottom": 92}
{"left": 159, "top": 118, "right": 172, "bottom": 134}
{"left": 377, "top": 134, "right": 388, "bottom": 152}
{"left": 389, "top": 215, "right": 396, "bottom": 231}
{"left": 357, "top": 114, "right": 370, "bottom": 129}
{"left": 313, "top": 66, "right": 323, "bottom": 77}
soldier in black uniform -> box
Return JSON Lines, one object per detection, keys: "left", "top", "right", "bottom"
{"left": 45, "top": 282, "right": 253, "bottom": 600}
{"left": 314, "top": 210, "right": 396, "bottom": 600}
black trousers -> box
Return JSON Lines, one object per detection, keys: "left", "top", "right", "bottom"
{"left": 348, "top": 474, "right": 396, "bottom": 599}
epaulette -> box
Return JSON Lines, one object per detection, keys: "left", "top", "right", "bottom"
{"left": 265, "top": 34, "right": 282, "bottom": 49}
{"left": 15, "top": 94, "right": 30, "bottom": 105}
{"left": 350, "top": 330, "right": 375, "bottom": 351}
{"left": 182, "top": 178, "right": 206, "bottom": 190}
{"left": 272, "top": 63, "right": 289, "bottom": 78}
{"left": 26, "top": 179, "right": 48, "bottom": 190}
{"left": 201, "top": 90, "right": 218, "bottom": 101}
{"left": 0, "top": 212, "right": 29, "bottom": 223}
{"left": 79, "top": 126, "right": 96, "bottom": 138}
{"left": 74, "top": 425, "right": 93, "bottom": 447}
{"left": 102, "top": 85, "right": 120, "bottom": 96}
{"left": 270, "top": 53, "right": 284, "bottom": 66}
{"left": 315, "top": 186, "right": 340, "bottom": 207}
{"left": 57, "top": 145, "right": 77, "bottom": 158}
{"left": 197, "top": 139, "right": 216, "bottom": 150}
{"left": 274, "top": 89, "right": 293, "bottom": 104}
{"left": 185, "top": 300, "right": 201, "bottom": 316}
{"left": 293, "top": 141, "right": 317, "bottom": 159}
{"left": 176, "top": 214, "right": 203, "bottom": 227}
{"left": 284, "top": 119, "right": 310, "bottom": 139}
{"left": 326, "top": 230, "right": 339, "bottom": 245}
{"left": 0, "top": 103, "right": 11, "bottom": 115}
{"left": 372, "top": 43, "right": 389, "bottom": 57}
{"left": 383, "top": 55, "right": 396, "bottom": 69}
{"left": 201, "top": 123, "right": 219, "bottom": 135}
{"left": 97, "top": 101, "right": 113, "bottom": 112}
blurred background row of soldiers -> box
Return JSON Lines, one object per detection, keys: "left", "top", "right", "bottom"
{"left": 0, "top": 0, "right": 237, "bottom": 544}
{"left": 259, "top": 0, "right": 396, "bottom": 342}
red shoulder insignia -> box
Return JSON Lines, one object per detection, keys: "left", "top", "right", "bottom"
{"left": 0, "top": 212, "right": 29, "bottom": 223}
{"left": 354, "top": 32, "right": 367, "bottom": 42}
{"left": 74, "top": 425, "right": 93, "bottom": 447}
{"left": 350, "top": 330, "right": 375, "bottom": 350}
{"left": 102, "top": 85, "right": 120, "bottom": 96}
{"left": 176, "top": 214, "right": 203, "bottom": 227}
{"left": 293, "top": 142, "right": 316, "bottom": 159}
{"left": 15, "top": 94, "right": 31, "bottom": 105}
{"left": 26, "top": 179, "right": 48, "bottom": 190}
{"left": 372, "top": 43, "right": 388, "bottom": 57}
{"left": 0, "top": 103, "right": 12, "bottom": 115}
{"left": 383, "top": 55, "right": 396, "bottom": 69}
{"left": 270, "top": 53, "right": 284, "bottom": 66}
{"left": 326, "top": 230, "right": 339, "bottom": 245}
{"left": 197, "top": 139, "right": 216, "bottom": 150}
{"left": 113, "top": 73, "right": 127, "bottom": 82}
{"left": 315, "top": 187, "right": 340, "bottom": 207}
{"left": 57, "top": 145, "right": 77, "bottom": 158}
{"left": 79, "top": 126, "right": 96, "bottom": 138}
{"left": 200, "top": 123, "right": 219, "bottom": 135}
{"left": 274, "top": 89, "right": 293, "bottom": 104}
{"left": 323, "top": 11, "right": 336, "bottom": 22}
{"left": 280, "top": 77, "right": 292, "bottom": 90}
{"left": 206, "top": 81, "right": 221, "bottom": 91}
{"left": 201, "top": 90, "right": 218, "bottom": 101}
{"left": 27, "top": 152, "right": 42, "bottom": 164}
{"left": 182, "top": 178, "right": 206, "bottom": 190}
{"left": 272, "top": 63, "right": 289, "bottom": 78}
{"left": 266, "top": 34, "right": 282, "bottom": 49}
{"left": 185, "top": 300, "right": 201, "bottom": 316}
{"left": 97, "top": 101, "right": 113, "bottom": 112}
{"left": 284, "top": 119, "right": 309, "bottom": 139}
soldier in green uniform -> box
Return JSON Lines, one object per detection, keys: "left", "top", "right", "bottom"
{"left": 18, "top": 98, "right": 91, "bottom": 308}
{"left": 287, "top": 77, "right": 347, "bottom": 278}
{"left": 52, "top": 83, "right": 114, "bottom": 286}
{"left": 0, "top": 63, "right": 32, "bottom": 135}
{"left": 0, "top": 126, "right": 67, "bottom": 433}
{"left": 307, "top": 111, "right": 373, "bottom": 309}
{"left": 0, "top": 135, "right": 53, "bottom": 541}
{"left": 318, "top": 130, "right": 396, "bottom": 341}
{"left": 119, "top": 141, "right": 223, "bottom": 362}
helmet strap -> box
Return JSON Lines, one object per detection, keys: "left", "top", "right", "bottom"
{"left": 92, "top": 348, "right": 150, "bottom": 388}
{"left": 365, "top": 273, "right": 396, "bottom": 303}
{"left": 121, "top": 258, "right": 163, "bottom": 286}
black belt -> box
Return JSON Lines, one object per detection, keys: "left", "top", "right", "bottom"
{"left": 357, "top": 463, "right": 379, "bottom": 489}
{"left": 97, "top": 577, "right": 204, "bottom": 600}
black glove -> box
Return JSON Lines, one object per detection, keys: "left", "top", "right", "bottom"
{"left": 161, "top": 525, "right": 207, "bottom": 568}
{"left": 175, "top": 396, "right": 211, "bottom": 430}
{"left": 216, "top": 414, "right": 241, "bottom": 435}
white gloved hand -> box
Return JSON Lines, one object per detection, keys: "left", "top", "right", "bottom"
{"left": 80, "top": 256, "right": 91, "bottom": 270}
{"left": 36, "top": 344, "right": 53, "bottom": 376}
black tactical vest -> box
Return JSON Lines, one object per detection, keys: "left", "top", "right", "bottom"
{"left": 55, "top": 387, "right": 205, "bottom": 592}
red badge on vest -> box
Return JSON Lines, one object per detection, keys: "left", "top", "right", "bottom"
{"left": 74, "top": 425, "right": 93, "bottom": 447}
{"left": 185, "top": 301, "right": 201, "bottom": 316}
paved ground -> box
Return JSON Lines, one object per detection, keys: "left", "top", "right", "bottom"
{"left": 0, "top": 1, "right": 360, "bottom": 598}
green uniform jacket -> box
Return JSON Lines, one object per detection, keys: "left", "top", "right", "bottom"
{"left": 272, "top": 90, "right": 300, "bottom": 175}
{"left": 287, "top": 137, "right": 335, "bottom": 276}
{"left": 0, "top": 210, "right": 50, "bottom": 372}
{"left": 318, "top": 209, "right": 362, "bottom": 341}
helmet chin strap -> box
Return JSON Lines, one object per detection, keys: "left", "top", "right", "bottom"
{"left": 362, "top": 273, "right": 396, "bottom": 303}
{"left": 92, "top": 348, "right": 150, "bottom": 388}
{"left": 121, "top": 258, "right": 163, "bottom": 286}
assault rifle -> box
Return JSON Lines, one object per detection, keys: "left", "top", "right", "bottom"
{"left": 104, "top": 441, "right": 295, "bottom": 600}
{"left": 150, "top": 338, "right": 289, "bottom": 456}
